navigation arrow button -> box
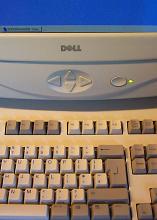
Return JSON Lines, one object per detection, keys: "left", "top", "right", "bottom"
{"left": 79, "top": 76, "right": 92, "bottom": 87}
{"left": 48, "top": 75, "right": 61, "bottom": 87}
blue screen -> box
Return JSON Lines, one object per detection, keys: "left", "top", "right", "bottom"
{"left": 1, "top": 0, "right": 157, "bottom": 32}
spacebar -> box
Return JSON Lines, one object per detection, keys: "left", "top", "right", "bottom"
{"left": 0, "top": 204, "right": 49, "bottom": 220}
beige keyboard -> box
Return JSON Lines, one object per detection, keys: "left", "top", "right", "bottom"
{"left": 0, "top": 107, "right": 157, "bottom": 220}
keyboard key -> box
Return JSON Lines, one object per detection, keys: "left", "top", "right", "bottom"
{"left": 1, "top": 159, "right": 15, "bottom": 173}
{"left": 148, "top": 158, "right": 157, "bottom": 174}
{"left": 19, "top": 120, "right": 33, "bottom": 135}
{"left": 51, "top": 204, "right": 69, "bottom": 220}
{"left": 90, "top": 159, "right": 103, "bottom": 174}
{"left": 3, "top": 173, "right": 17, "bottom": 188}
{"left": 87, "top": 188, "right": 129, "bottom": 204}
{"left": 111, "top": 204, "right": 131, "bottom": 220}
{"left": 60, "top": 159, "right": 74, "bottom": 174}
{"left": 94, "top": 173, "right": 108, "bottom": 188}
{"left": 64, "top": 174, "right": 77, "bottom": 189}
{"left": 33, "top": 120, "right": 46, "bottom": 135}
{"left": 38, "top": 146, "right": 52, "bottom": 160}
{"left": 56, "top": 189, "right": 70, "bottom": 204}
{"left": 137, "top": 203, "right": 153, "bottom": 220}
{"left": 8, "top": 188, "right": 23, "bottom": 204}
{"left": 68, "top": 146, "right": 81, "bottom": 159}
{"left": 95, "top": 120, "right": 108, "bottom": 135}
{"left": 33, "top": 174, "right": 47, "bottom": 189}
{"left": 15, "top": 159, "right": 29, "bottom": 173}
{"left": 82, "top": 120, "right": 94, "bottom": 135}
{"left": 47, "top": 120, "right": 60, "bottom": 135}
{"left": 130, "top": 145, "right": 145, "bottom": 159}
{"left": 109, "top": 120, "right": 122, "bottom": 135}
{"left": 68, "top": 120, "right": 81, "bottom": 135}
{"left": 71, "top": 204, "right": 90, "bottom": 220}
{"left": 142, "top": 119, "right": 154, "bottom": 134}
{"left": 53, "top": 146, "right": 66, "bottom": 159}
{"left": 128, "top": 120, "right": 141, "bottom": 134}
{"left": 132, "top": 158, "right": 147, "bottom": 174}
{"left": 0, "top": 188, "right": 8, "bottom": 203}
{"left": 71, "top": 189, "right": 86, "bottom": 204}
{"left": 24, "top": 188, "right": 39, "bottom": 204}
{"left": 152, "top": 204, "right": 157, "bottom": 219}
{"left": 75, "top": 159, "right": 88, "bottom": 174}
{"left": 82, "top": 146, "right": 95, "bottom": 160}
{"left": 150, "top": 188, "right": 157, "bottom": 203}
{"left": 97, "top": 145, "right": 124, "bottom": 159}
{"left": 40, "top": 189, "right": 54, "bottom": 204}
{"left": 18, "top": 174, "right": 32, "bottom": 189}
{"left": 30, "top": 159, "right": 44, "bottom": 174}
{"left": 105, "top": 159, "right": 128, "bottom": 187}
{"left": 6, "top": 120, "right": 19, "bottom": 135}
{"left": 79, "top": 174, "right": 93, "bottom": 189}
{"left": 24, "top": 146, "right": 38, "bottom": 160}
{"left": 10, "top": 146, "right": 23, "bottom": 160}
{"left": 45, "top": 159, "right": 59, "bottom": 174}
{"left": 0, "top": 146, "right": 9, "bottom": 159}
{"left": 146, "top": 144, "right": 157, "bottom": 158}
{"left": 0, "top": 204, "right": 49, "bottom": 220}
{"left": 48, "top": 173, "right": 62, "bottom": 189}
{"left": 91, "top": 204, "right": 110, "bottom": 220}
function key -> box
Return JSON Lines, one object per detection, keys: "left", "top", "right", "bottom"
{"left": 47, "top": 120, "right": 60, "bottom": 135}
{"left": 5, "top": 120, "right": 19, "bottom": 135}
{"left": 82, "top": 120, "right": 94, "bottom": 135}
{"left": 109, "top": 120, "right": 122, "bottom": 135}
{"left": 68, "top": 121, "right": 81, "bottom": 135}
{"left": 130, "top": 145, "right": 145, "bottom": 160}
{"left": 33, "top": 120, "right": 46, "bottom": 135}
{"left": 19, "top": 120, "right": 33, "bottom": 135}
{"left": 128, "top": 120, "right": 141, "bottom": 134}
{"left": 142, "top": 119, "right": 154, "bottom": 134}
{"left": 95, "top": 120, "right": 108, "bottom": 135}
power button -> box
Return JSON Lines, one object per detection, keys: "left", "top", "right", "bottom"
{"left": 111, "top": 77, "right": 127, "bottom": 87}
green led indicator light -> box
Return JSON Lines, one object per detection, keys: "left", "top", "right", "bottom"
{"left": 128, "top": 79, "right": 135, "bottom": 84}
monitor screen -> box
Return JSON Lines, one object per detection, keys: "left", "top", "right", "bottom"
{"left": 0, "top": 0, "right": 157, "bottom": 33}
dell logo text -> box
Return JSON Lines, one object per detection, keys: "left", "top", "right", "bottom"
{"left": 61, "top": 45, "right": 82, "bottom": 52}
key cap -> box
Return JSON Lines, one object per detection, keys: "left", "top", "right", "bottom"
{"left": 3, "top": 173, "right": 17, "bottom": 188}
{"left": 71, "top": 204, "right": 90, "bottom": 220}
{"left": 68, "top": 120, "right": 81, "bottom": 135}
{"left": 64, "top": 174, "right": 77, "bottom": 189}
{"left": 82, "top": 120, "right": 94, "bottom": 135}
{"left": 19, "top": 120, "right": 33, "bottom": 135}
{"left": 71, "top": 189, "right": 86, "bottom": 204}
{"left": 111, "top": 204, "right": 131, "bottom": 220}
{"left": 40, "top": 189, "right": 54, "bottom": 204}
{"left": 150, "top": 188, "right": 157, "bottom": 203}
{"left": 95, "top": 120, "right": 108, "bottom": 135}
{"left": 146, "top": 144, "right": 157, "bottom": 158}
{"left": 48, "top": 173, "right": 62, "bottom": 189}
{"left": 6, "top": 120, "right": 19, "bottom": 135}
{"left": 0, "top": 204, "right": 49, "bottom": 220}
{"left": 60, "top": 159, "right": 74, "bottom": 173}
{"left": 132, "top": 158, "right": 147, "bottom": 174}
{"left": 130, "top": 145, "right": 145, "bottom": 159}
{"left": 87, "top": 188, "right": 129, "bottom": 204}
{"left": 79, "top": 174, "right": 93, "bottom": 189}
{"left": 38, "top": 146, "right": 52, "bottom": 160}
{"left": 53, "top": 146, "right": 66, "bottom": 159}
{"left": 82, "top": 146, "right": 95, "bottom": 160}
{"left": 56, "top": 189, "right": 70, "bottom": 204}
{"left": 105, "top": 159, "right": 128, "bottom": 187}
{"left": 51, "top": 204, "right": 69, "bottom": 220}
{"left": 47, "top": 120, "right": 60, "bottom": 135}
{"left": 33, "top": 174, "right": 47, "bottom": 189}
{"left": 10, "top": 146, "right": 23, "bottom": 159}
{"left": 152, "top": 204, "right": 157, "bottom": 220}
{"left": 15, "top": 159, "right": 29, "bottom": 173}
{"left": 45, "top": 159, "right": 59, "bottom": 174}
{"left": 97, "top": 145, "right": 124, "bottom": 159}
{"left": 8, "top": 188, "right": 23, "bottom": 204}
{"left": 75, "top": 159, "right": 88, "bottom": 173}
{"left": 91, "top": 204, "right": 110, "bottom": 220}
{"left": 68, "top": 146, "right": 81, "bottom": 159}
{"left": 24, "top": 146, "right": 37, "bottom": 160}
{"left": 18, "top": 174, "right": 32, "bottom": 189}
{"left": 33, "top": 120, "right": 46, "bottom": 135}
{"left": 142, "top": 119, "right": 154, "bottom": 134}
{"left": 0, "top": 188, "right": 8, "bottom": 203}
{"left": 30, "top": 159, "right": 44, "bottom": 173}
{"left": 148, "top": 158, "right": 157, "bottom": 174}
{"left": 128, "top": 119, "right": 141, "bottom": 134}
{"left": 24, "top": 188, "right": 39, "bottom": 204}
{"left": 0, "top": 146, "right": 9, "bottom": 159}
{"left": 109, "top": 120, "right": 122, "bottom": 135}
{"left": 90, "top": 159, "right": 103, "bottom": 174}
{"left": 1, "top": 159, "right": 15, "bottom": 173}
{"left": 94, "top": 173, "right": 108, "bottom": 188}
{"left": 137, "top": 203, "right": 153, "bottom": 220}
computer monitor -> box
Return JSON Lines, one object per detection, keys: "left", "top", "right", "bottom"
{"left": 0, "top": 0, "right": 157, "bottom": 100}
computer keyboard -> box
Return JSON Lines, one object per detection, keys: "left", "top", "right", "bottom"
{"left": 0, "top": 108, "right": 157, "bottom": 220}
